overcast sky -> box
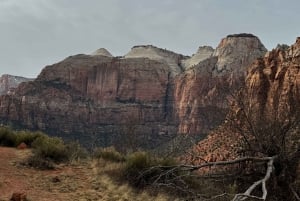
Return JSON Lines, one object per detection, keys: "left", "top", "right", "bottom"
{"left": 0, "top": 0, "right": 299, "bottom": 78}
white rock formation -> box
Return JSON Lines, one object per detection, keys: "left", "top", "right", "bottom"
{"left": 124, "top": 45, "right": 187, "bottom": 76}
{"left": 181, "top": 46, "right": 214, "bottom": 69}
{"left": 91, "top": 48, "right": 113, "bottom": 57}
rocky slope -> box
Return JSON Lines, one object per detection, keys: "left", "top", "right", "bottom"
{"left": 0, "top": 74, "right": 33, "bottom": 95}
{"left": 0, "top": 34, "right": 268, "bottom": 147}
{"left": 175, "top": 34, "right": 267, "bottom": 134}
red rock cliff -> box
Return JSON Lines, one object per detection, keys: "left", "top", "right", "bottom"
{"left": 175, "top": 34, "right": 267, "bottom": 134}
{"left": 189, "top": 37, "right": 300, "bottom": 164}
{"left": 0, "top": 55, "right": 176, "bottom": 147}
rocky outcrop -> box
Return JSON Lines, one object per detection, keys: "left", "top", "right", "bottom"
{"left": 245, "top": 36, "right": 300, "bottom": 118}
{"left": 174, "top": 34, "right": 267, "bottom": 134}
{"left": 181, "top": 46, "right": 214, "bottom": 69}
{"left": 124, "top": 45, "right": 188, "bottom": 76}
{"left": 0, "top": 75, "right": 33, "bottom": 95}
{"left": 91, "top": 48, "right": 113, "bottom": 57}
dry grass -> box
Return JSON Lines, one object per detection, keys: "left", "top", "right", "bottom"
{"left": 91, "top": 158, "right": 177, "bottom": 201}
{"left": 0, "top": 147, "right": 178, "bottom": 201}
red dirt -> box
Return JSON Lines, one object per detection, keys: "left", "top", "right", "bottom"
{"left": 0, "top": 147, "right": 83, "bottom": 201}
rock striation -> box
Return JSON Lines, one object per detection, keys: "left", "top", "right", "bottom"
{"left": 0, "top": 74, "right": 33, "bottom": 95}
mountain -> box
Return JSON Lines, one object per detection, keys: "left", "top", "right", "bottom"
{"left": 189, "top": 37, "right": 300, "bottom": 164}
{"left": 174, "top": 34, "right": 267, "bottom": 134}
{"left": 0, "top": 34, "right": 267, "bottom": 148}
{"left": 0, "top": 74, "right": 33, "bottom": 95}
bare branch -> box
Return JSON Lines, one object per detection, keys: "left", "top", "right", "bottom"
{"left": 231, "top": 156, "right": 276, "bottom": 201}
{"left": 290, "top": 185, "right": 300, "bottom": 201}
{"left": 179, "top": 156, "right": 274, "bottom": 172}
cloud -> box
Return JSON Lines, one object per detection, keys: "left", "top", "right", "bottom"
{"left": 0, "top": 0, "right": 299, "bottom": 77}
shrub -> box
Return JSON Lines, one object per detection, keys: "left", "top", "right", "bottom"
{"left": 93, "top": 147, "right": 125, "bottom": 162}
{"left": 0, "top": 126, "right": 18, "bottom": 146}
{"left": 65, "top": 141, "right": 88, "bottom": 162}
{"left": 0, "top": 126, "right": 46, "bottom": 147}
{"left": 14, "top": 131, "right": 45, "bottom": 147}
{"left": 31, "top": 136, "right": 69, "bottom": 163}
{"left": 28, "top": 136, "right": 87, "bottom": 169}
{"left": 27, "top": 154, "right": 56, "bottom": 169}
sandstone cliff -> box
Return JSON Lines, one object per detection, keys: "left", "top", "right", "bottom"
{"left": 0, "top": 55, "right": 177, "bottom": 147}
{"left": 189, "top": 37, "right": 300, "bottom": 164}
{"left": 175, "top": 34, "right": 267, "bottom": 134}
{"left": 0, "top": 74, "right": 33, "bottom": 95}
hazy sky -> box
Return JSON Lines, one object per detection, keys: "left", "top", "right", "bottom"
{"left": 0, "top": 0, "right": 299, "bottom": 78}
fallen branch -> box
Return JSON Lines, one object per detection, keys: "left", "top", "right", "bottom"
{"left": 231, "top": 156, "right": 276, "bottom": 201}
{"left": 290, "top": 185, "right": 300, "bottom": 201}
{"left": 179, "top": 156, "right": 274, "bottom": 172}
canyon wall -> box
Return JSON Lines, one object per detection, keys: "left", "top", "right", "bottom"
{"left": 175, "top": 34, "right": 267, "bottom": 134}
{"left": 0, "top": 34, "right": 270, "bottom": 147}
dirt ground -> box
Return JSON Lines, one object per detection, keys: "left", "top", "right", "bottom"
{"left": 0, "top": 147, "right": 94, "bottom": 201}
{"left": 0, "top": 147, "right": 174, "bottom": 201}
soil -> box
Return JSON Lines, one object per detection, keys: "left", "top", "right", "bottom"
{"left": 0, "top": 147, "right": 106, "bottom": 201}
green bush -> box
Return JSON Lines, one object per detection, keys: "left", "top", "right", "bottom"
{"left": 31, "top": 136, "right": 69, "bottom": 163}
{"left": 28, "top": 136, "right": 87, "bottom": 169}
{"left": 0, "top": 127, "right": 16, "bottom": 146}
{"left": 93, "top": 147, "right": 125, "bottom": 162}
{"left": 0, "top": 126, "right": 46, "bottom": 147}
{"left": 14, "top": 131, "right": 45, "bottom": 147}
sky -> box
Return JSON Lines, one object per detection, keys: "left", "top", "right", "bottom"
{"left": 0, "top": 0, "right": 299, "bottom": 78}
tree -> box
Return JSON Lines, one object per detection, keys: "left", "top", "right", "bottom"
{"left": 225, "top": 88, "right": 300, "bottom": 200}
{"left": 132, "top": 87, "right": 300, "bottom": 201}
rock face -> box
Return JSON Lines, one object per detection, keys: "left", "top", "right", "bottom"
{"left": 0, "top": 75, "right": 33, "bottom": 95}
{"left": 0, "top": 33, "right": 270, "bottom": 147}
{"left": 245, "top": 36, "right": 300, "bottom": 118}
{"left": 0, "top": 55, "right": 177, "bottom": 147}
{"left": 174, "top": 34, "right": 267, "bottom": 134}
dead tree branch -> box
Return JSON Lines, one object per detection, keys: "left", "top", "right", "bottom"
{"left": 232, "top": 156, "right": 276, "bottom": 201}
